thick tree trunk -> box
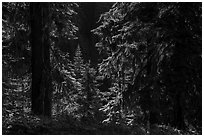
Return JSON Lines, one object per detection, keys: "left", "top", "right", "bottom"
{"left": 30, "top": 3, "right": 43, "bottom": 115}
{"left": 30, "top": 3, "right": 52, "bottom": 117}
{"left": 42, "top": 3, "right": 52, "bottom": 117}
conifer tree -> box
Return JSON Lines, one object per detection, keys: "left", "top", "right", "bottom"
{"left": 73, "top": 45, "right": 86, "bottom": 93}
{"left": 93, "top": 2, "right": 201, "bottom": 132}
{"left": 83, "top": 61, "right": 101, "bottom": 120}
{"left": 72, "top": 45, "right": 86, "bottom": 116}
{"left": 73, "top": 46, "right": 101, "bottom": 120}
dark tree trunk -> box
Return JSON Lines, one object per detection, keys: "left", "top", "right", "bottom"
{"left": 142, "top": 46, "right": 160, "bottom": 134}
{"left": 170, "top": 44, "right": 186, "bottom": 130}
{"left": 146, "top": 49, "right": 158, "bottom": 126}
{"left": 42, "top": 3, "right": 52, "bottom": 117}
{"left": 173, "top": 91, "right": 185, "bottom": 129}
{"left": 30, "top": 3, "right": 43, "bottom": 115}
{"left": 30, "top": 3, "right": 52, "bottom": 117}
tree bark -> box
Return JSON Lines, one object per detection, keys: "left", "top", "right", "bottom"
{"left": 171, "top": 42, "right": 187, "bottom": 130}
{"left": 172, "top": 88, "right": 185, "bottom": 129}
{"left": 30, "top": 2, "right": 52, "bottom": 117}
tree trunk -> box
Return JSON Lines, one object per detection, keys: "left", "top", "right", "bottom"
{"left": 173, "top": 91, "right": 185, "bottom": 129}
{"left": 145, "top": 46, "right": 159, "bottom": 134}
{"left": 30, "top": 2, "right": 52, "bottom": 117}
{"left": 42, "top": 3, "right": 52, "bottom": 117}
{"left": 171, "top": 43, "right": 186, "bottom": 130}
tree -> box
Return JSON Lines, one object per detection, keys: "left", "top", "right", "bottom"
{"left": 72, "top": 46, "right": 101, "bottom": 120}
{"left": 93, "top": 2, "right": 201, "bottom": 132}
{"left": 72, "top": 45, "right": 88, "bottom": 116}
{"left": 73, "top": 45, "right": 86, "bottom": 81}
{"left": 2, "top": 2, "right": 78, "bottom": 117}
{"left": 30, "top": 3, "right": 52, "bottom": 116}
{"left": 30, "top": 2, "right": 78, "bottom": 117}
{"left": 2, "top": 2, "right": 31, "bottom": 78}
{"left": 156, "top": 3, "right": 202, "bottom": 130}
{"left": 82, "top": 61, "right": 101, "bottom": 120}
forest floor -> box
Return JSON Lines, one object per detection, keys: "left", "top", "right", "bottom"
{"left": 2, "top": 103, "right": 198, "bottom": 135}
{"left": 2, "top": 112, "right": 194, "bottom": 135}
{"left": 2, "top": 77, "right": 200, "bottom": 135}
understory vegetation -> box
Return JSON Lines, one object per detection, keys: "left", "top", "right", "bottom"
{"left": 2, "top": 2, "right": 202, "bottom": 135}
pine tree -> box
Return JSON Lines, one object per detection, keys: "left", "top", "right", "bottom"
{"left": 72, "top": 46, "right": 101, "bottom": 121}
{"left": 73, "top": 45, "right": 86, "bottom": 92}
{"left": 83, "top": 61, "right": 101, "bottom": 120}
{"left": 72, "top": 45, "right": 86, "bottom": 117}
{"left": 51, "top": 46, "right": 76, "bottom": 115}
{"left": 93, "top": 2, "right": 201, "bottom": 132}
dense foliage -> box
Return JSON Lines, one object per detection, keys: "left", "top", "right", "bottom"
{"left": 2, "top": 2, "right": 202, "bottom": 135}
{"left": 92, "top": 2, "right": 202, "bottom": 133}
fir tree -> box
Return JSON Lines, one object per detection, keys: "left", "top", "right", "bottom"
{"left": 72, "top": 46, "right": 101, "bottom": 120}
{"left": 73, "top": 45, "right": 86, "bottom": 94}
{"left": 72, "top": 45, "right": 86, "bottom": 116}
{"left": 83, "top": 61, "right": 101, "bottom": 120}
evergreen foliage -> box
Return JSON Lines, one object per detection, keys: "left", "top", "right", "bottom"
{"left": 92, "top": 2, "right": 201, "bottom": 133}
{"left": 72, "top": 46, "right": 101, "bottom": 121}
{"left": 2, "top": 2, "right": 201, "bottom": 135}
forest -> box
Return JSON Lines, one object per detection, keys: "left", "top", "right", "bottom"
{"left": 2, "top": 2, "right": 202, "bottom": 135}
